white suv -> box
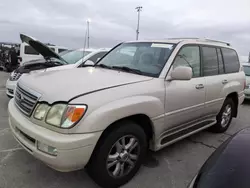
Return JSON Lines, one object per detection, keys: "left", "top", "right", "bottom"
{"left": 8, "top": 38, "right": 245, "bottom": 188}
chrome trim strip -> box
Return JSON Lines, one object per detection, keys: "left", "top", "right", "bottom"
{"left": 205, "top": 98, "right": 224, "bottom": 105}
{"left": 165, "top": 103, "right": 204, "bottom": 117}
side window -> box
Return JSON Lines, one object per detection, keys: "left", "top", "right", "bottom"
{"left": 217, "top": 48, "right": 224, "bottom": 74}
{"left": 24, "top": 46, "right": 39, "bottom": 55}
{"left": 173, "top": 46, "right": 200, "bottom": 78}
{"left": 221, "top": 48, "right": 240, "bottom": 73}
{"left": 202, "top": 47, "right": 218, "bottom": 76}
{"left": 88, "top": 52, "right": 107, "bottom": 63}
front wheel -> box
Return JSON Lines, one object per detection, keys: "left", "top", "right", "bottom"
{"left": 87, "top": 121, "right": 147, "bottom": 188}
{"left": 210, "top": 98, "right": 235, "bottom": 133}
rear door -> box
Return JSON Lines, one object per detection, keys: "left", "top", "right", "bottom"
{"left": 202, "top": 46, "right": 225, "bottom": 116}
{"left": 221, "top": 48, "right": 244, "bottom": 100}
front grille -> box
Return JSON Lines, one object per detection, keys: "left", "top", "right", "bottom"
{"left": 15, "top": 84, "right": 40, "bottom": 116}
{"left": 10, "top": 72, "right": 22, "bottom": 81}
{"left": 8, "top": 89, "right": 14, "bottom": 94}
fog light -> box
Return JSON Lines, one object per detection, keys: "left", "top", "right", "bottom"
{"left": 37, "top": 142, "right": 57, "bottom": 156}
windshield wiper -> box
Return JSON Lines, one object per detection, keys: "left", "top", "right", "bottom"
{"left": 111, "top": 66, "right": 143, "bottom": 75}
{"left": 45, "top": 59, "right": 62, "bottom": 66}
{"left": 45, "top": 57, "right": 66, "bottom": 65}
{"left": 95, "top": 64, "right": 112, "bottom": 69}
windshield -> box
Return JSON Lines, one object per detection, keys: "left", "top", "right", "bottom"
{"left": 60, "top": 50, "right": 92, "bottom": 64}
{"left": 96, "top": 42, "right": 175, "bottom": 77}
{"left": 243, "top": 65, "right": 250, "bottom": 76}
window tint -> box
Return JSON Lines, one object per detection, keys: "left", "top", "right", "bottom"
{"left": 202, "top": 47, "right": 218, "bottom": 76}
{"left": 173, "top": 46, "right": 200, "bottom": 77}
{"left": 88, "top": 52, "right": 107, "bottom": 63}
{"left": 222, "top": 48, "right": 240, "bottom": 73}
{"left": 217, "top": 48, "right": 224, "bottom": 74}
{"left": 24, "top": 46, "right": 39, "bottom": 55}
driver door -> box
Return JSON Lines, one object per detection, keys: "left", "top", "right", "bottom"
{"left": 164, "top": 45, "right": 206, "bottom": 131}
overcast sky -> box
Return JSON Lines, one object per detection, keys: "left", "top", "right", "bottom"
{"left": 0, "top": 0, "right": 250, "bottom": 60}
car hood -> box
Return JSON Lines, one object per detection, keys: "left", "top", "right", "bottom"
{"left": 30, "top": 64, "right": 76, "bottom": 74}
{"left": 19, "top": 67, "right": 153, "bottom": 103}
{"left": 20, "top": 34, "right": 66, "bottom": 63}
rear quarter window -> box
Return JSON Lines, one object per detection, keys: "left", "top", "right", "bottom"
{"left": 222, "top": 48, "right": 240, "bottom": 73}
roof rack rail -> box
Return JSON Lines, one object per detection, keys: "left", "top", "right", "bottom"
{"left": 167, "top": 37, "right": 200, "bottom": 40}
{"left": 202, "top": 38, "right": 230, "bottom": 46}
{"left": 166, "top": 37, "right": 231, "bottom": 46}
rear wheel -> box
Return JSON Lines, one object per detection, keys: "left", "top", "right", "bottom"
{"left": 87, "top": 121, "right": 147, "bottom": 188}
{"left": 210, "top": 98, "right": 235, "bottom": 133}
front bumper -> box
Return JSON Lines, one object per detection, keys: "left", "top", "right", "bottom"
{"left": 6, "top": 79, "right": 17, "bottom": 98}
{"left": 8, "top": 99, "right": 102, "bottom": 172}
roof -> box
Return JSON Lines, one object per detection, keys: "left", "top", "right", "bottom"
{"left": 74, "top": 48, "right": 111, "bottom": 52}
{"left": 125, "top": 38, "right": 232, "bottom": 48}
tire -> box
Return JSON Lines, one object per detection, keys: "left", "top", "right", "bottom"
{"left": 210, "top": 98, "right": 235, "bottom": 133}
{"left": 87, "top": 120, "right": 147, "bottom": 188}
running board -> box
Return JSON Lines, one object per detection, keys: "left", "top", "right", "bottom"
{"left": 158, "top": 120, "right": 216, "bottom": 149}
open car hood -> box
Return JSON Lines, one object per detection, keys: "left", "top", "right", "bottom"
{"left": 20, "top": 34, "right": 66, "bottom": 63}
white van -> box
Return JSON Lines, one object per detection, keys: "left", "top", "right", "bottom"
{"left": 19, "top": 42, "right": 67, "bottom": 65}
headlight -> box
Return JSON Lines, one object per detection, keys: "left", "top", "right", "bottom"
{"left": 46, "top": 104, "right": 67, "bottom": 127}
{"left": 9, "top": 70, "right": 21, "bottom": 81}
{"left": 9, "top": 71, "right": 16, "bottom": 80}
{"left": 10, "top": 71, "right": 15, "bottom": 78}
{"left": 33, "top": 103, "right": 87, "bottom": 128}
{"left": 34, "top": 103, "right": 49, "bottom": 120}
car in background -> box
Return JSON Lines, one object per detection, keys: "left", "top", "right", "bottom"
{"left": 242, "top": 63, "right": 250, "bottom": 99}
{"left": 6, "top": 34, "right": 109, "bottom": 97}
{"left": 19, "top": 39, "right": 68, "bottom": 65}
{"left": 188, "top": 128, "right": 250, "bottom": 188}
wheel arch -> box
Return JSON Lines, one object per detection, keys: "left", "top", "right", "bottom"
{"left": 88, "top": 114, "right": 154, "bottom": 164}
{"left": 226, "top": 92, "right": 238, "bottom": 117}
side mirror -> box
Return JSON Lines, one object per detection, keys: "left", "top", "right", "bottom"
{"left": 170, "top": 66, "right": 192, "bottom": 80}
{"left": 84, "top": 60, "right": 95, "bottom": 66}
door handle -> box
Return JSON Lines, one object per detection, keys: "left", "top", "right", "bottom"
{"left": 195, "top": 84, "right": 204, "bottom": 89}
{"left": 222, "top": 80, "right": 228, "bottom": 84}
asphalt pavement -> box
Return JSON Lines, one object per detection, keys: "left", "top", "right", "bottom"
{"left": 0, "top": 71, "right": 250, "bottom": 188}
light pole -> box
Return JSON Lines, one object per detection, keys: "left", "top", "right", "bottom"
{"left": 135, "top": 6, "right": 142, "bottom": 40}
{"left": 87, "top": 19, "right": 91, "bottom": 48}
